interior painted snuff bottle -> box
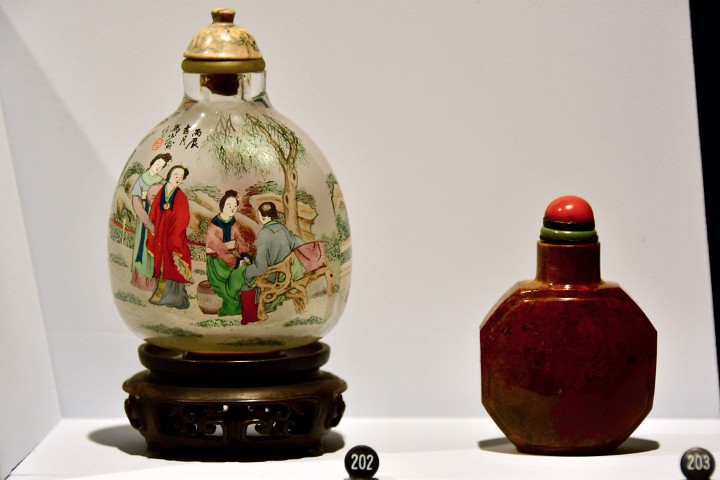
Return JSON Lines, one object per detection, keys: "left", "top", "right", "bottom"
{"left": 107, "top": 8, "right": 352, "bottom": 354}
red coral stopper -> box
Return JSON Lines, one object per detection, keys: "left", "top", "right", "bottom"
{"left": 544, "top": 195, "right": 594, "bottom": 224}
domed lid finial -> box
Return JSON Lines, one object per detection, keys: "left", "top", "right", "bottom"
{"left": 182, "top": 7, "right": 266, "bottom": 74}
{"left": 540, "top": 195, "right": 598, "bottom": 244}
{"left": 211, "top": 7, "right": 236, "bottom": 23}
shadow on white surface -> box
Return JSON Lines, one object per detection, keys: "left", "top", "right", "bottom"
{"left": 478, "top": 437, "right": 660, "bottom": 456}
{"left": 87, "top": 424, "right": 346, "bottom": 461}
{"left": 88, "top": 425, "right": 149, "bottom": 457}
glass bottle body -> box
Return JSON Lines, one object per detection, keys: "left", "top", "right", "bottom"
{"left": 108, "top": 72, "right": 352, "bottom": 353}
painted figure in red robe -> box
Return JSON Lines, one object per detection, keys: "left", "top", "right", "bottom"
{"left": 146, "top": 165, "right": 192, "bottom": 309}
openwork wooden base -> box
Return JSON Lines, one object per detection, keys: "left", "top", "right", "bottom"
{"left": 122, "top": 342, "right": 347, "bottom": 460}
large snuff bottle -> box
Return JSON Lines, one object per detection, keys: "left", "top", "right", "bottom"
{"left": 108, "top": 9, "right": 351, "bottom": 354}
{"left": 480, "top": 195, "right": 657, "bottom": 455}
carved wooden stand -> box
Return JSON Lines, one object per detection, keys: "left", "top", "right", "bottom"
{"left": 122, "top": 342, "right": 346, "bottom": 460}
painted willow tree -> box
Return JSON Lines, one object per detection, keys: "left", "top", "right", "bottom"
{"left": 244, "top": 113, "right": 306, "bottom": 236}
{"left": 202, "top": 113, "right": 306, "bottom": 236}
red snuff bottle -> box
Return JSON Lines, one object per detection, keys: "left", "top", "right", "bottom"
{"left": 480, "top": 195, "right": 657, "bottom": 455}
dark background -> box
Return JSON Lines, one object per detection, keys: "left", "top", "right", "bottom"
{"left": 689, "top": 0, "right": 720, "bottom": 391}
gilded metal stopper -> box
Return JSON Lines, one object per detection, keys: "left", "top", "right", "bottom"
{"left": 182, "top": 8, "right": 266, "bottom": 74}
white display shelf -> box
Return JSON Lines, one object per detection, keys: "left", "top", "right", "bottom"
{"left": 9, "top": 417, "right": 719, "bottom": 479}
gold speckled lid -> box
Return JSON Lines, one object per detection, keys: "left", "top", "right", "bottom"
{"left": 182, "top": 8, "right": 266, "bottom": 74}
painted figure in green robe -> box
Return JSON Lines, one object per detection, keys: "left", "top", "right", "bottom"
{"left": 205, "top": 190, "right": 252, "bottom": 316}
{"left": 129, "top": 153, "right": 171, "bottom": 290}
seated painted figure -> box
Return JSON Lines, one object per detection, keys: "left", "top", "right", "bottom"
{"left": 241, "top": 202, "right": 304, "bottom": 323}
{"left": 204, "top": 190, "right": 252, "bottom": 317}
{"left": 242, "top": 202, "right": 332, "bottom": 322}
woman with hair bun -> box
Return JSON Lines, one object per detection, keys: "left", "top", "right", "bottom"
{"left": 205, "top": 190, "right": 252, "bottom": 316}
{"left": 129, "top": 152, "right": 171, "bottom": 290}
{"left": 147, "top": 165, "right": 192, "bottom": 309}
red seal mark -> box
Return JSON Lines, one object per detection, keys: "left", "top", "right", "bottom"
{"left": 151, "top": 138, "right": 164, "bottom": 151}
